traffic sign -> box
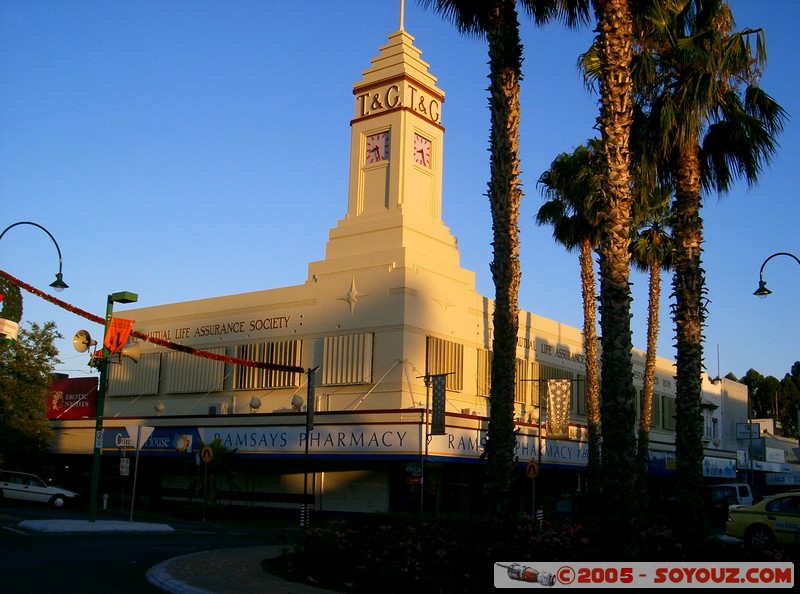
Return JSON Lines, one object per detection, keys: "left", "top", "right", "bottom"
{"left": 525, "top": 460, "right": 540, "bottom": 480}
{"left": 200, "top": 446, "right": 214, "bottom": 463}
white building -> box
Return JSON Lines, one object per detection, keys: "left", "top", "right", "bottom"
{"left": 49, "top": 18, "right": 761, "bottom": 516}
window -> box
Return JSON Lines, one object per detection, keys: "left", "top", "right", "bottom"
{"left": 426, "top": 336, "right": 463, "bottom": 391}
{"left": 322, "top": 333, "right": 373, "bottom": 385}
{"left": 575, "top": 374, "right": 587, "bottom": 415}
{"left": 108, "top": 353, "right": 161, "bottom": 396}
{"left": 164, "top": 347, "right": 226, "bottom": 393}
{"left": 651, "top": 392, "right": 662, "bottom": 429}
{"left": 234, "top": 340, "right": 302, "bottom": 389}
{"left": 476, "top": 349, "right": 491, "bottom": 397}
{"left": 703, "top": 411, "right": 718, "bottom": 441}
{"left": 662, "top": 395, "right": 676, "bottom": 431}
{"left": 515, "top": 359, "right": 534, "bottom": 404}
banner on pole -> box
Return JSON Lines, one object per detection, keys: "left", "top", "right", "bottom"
{"left": 547, "top": 379, "right": 571, "bottom": 438}
{"left": 104, "top": 317, "right": 135, "bottom": 354}
{"left": 431, "top": 374, "right": 447, "bottom": 435}
{"left": 306, "top": 369, "right": 316, "bottom": 432}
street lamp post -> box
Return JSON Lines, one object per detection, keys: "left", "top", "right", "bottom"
{"left": 0, "top": 221, "right": 68, "bottom": 290}
{"left": 753, "top": 252, "right": 800, "bottom": 297}
{"left": 88, "top": 291, "right": 138, "bottom": 522}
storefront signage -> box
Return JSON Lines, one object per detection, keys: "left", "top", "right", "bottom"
{"left": 100, "top": 423, "right": 590, "bottom": 466}
{"left": 199, "top": 425, "right": 418, "bottom": 456}
{"left": 767, "top": 447, "right": 788, "bottom": 463}
{"left": 47, "top": 377, "right": 98, "bottom": 419}
{"left": 428, "top": 427, "right": 588, "bottom": 467}
{"left": 736, "top": 422, "right": 761, "bottom": 440}
{"left": 532, "top": 338, "right": 586, "bottom": 372}
{"left": 141, "top": 315, "right": 292, "bottom": 341}
{"left": 702, "top": 456, "right": 737, "bottom": 478}
{"left": 102, "top": 428, "right": 194, "bottom": 456}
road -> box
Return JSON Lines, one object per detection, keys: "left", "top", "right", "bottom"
{"left": 0, "top": 501, "right": 302, "bottom": 593}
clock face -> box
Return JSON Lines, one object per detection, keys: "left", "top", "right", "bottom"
{"left": 413, "top": 134, "right": 431, "bottom": 168}
{"left": 365, "top": 132, "right": 389, "bottom": 164}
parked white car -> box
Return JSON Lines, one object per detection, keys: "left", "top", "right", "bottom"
{"left": 0, "top": 469, "right": 79, "bottom": 508}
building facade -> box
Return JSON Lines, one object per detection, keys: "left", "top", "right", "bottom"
{"left": 48, "top": 20, "right": 778, "bottom": 517}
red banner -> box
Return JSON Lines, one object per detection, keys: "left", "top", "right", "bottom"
{"left": 47, "top": 377, "right": 98, "bottom": 419}
{"left": 104, "top": 317, "right": 135, "bottom": 354}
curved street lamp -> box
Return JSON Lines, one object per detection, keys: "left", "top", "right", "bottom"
{"left": 0, "top": 221, "right": 68, "bottom": 290}
{"left": 753, "top": 252, "right": 800, "bottom": 298}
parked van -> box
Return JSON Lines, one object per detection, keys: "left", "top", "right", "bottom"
{"left": 707, "top": 483, "right": 755, "bottom": 507}
{"left": 705, "top": 483, "right": 755, "bottom": 526}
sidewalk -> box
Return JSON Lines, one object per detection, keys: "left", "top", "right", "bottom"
{"left": 146, "top": 543, "right": 337, "bottom": 594}
{"left": 18, "top": 519, "right": 338, "bottom": 594}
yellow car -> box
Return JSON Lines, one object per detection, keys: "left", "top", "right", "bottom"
{"left": 726, "top": 492, "right": 800, "bottom": 547}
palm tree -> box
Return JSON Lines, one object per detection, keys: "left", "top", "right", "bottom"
{"left": 536, "top": 140, "right": 603, "bottom": 511}
{"left": 635, "top": 0, "right": 786, "bottom": 547}
{"left": 419, "top": 0, "right": 589, "bottom": 526}
{"left": 629, "top": 185, "right": 673, "bottom": 512}
{"left": 586, "top": 0, "right": 643, "bottom": 556}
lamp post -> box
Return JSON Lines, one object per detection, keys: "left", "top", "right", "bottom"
{"left": 753, "top": 252, "right": 800, "bottom": 297}
{"left": 88, "top": 290, "right": 138, "bottom": 522}
{"left": 0, "top": 221, "right": 68, "bottom": 290}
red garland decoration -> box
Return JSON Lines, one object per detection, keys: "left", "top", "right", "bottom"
{"left": 0, "top": 269, "right": 304, "bottom": 373}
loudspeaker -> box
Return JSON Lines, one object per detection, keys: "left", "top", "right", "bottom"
{"left": 73, "top": 330, "right": 96, "bottom": 353}
{"left": 120, "top": 342, "right": 140, "bottom": 363}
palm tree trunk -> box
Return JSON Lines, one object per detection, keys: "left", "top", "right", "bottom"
{"left": 579, "top": 238, "right": 601, "bottom": 512}
{"left": 672, "top": 143, "right": 707, "bottom": 550}
{"left": 594, "top": 0, "right": 638, "bottom": 558}
{"left": 484, "top": 0, "right": 523, "bottom": 528}
{"left": 635, "top": 261, "right": 661, "bottom": 515}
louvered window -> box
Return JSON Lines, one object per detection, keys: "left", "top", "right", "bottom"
{"left": 514, "top": 359, "right": 535, "bottom": 403}
{"left": 426, "top": 336, "right": 463, "bottom": 391}
{"left": 108, "top": 353, "right": 161, "bottom": 396}
{"left": 477, "top": 349, "right": 491, "bottom": 396}
{"left": 164, "top": 347, "right": 226, "bottom": 393}
{"left": 322, "top": 333, "right": 373, "bottom": 386}
{"left": 233, "top": 340, "right": 301, "bottom": 389}
{"left": 575, "top": 374, "right": 587, "bottom": 414}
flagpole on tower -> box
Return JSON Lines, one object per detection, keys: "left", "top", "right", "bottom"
{"left": 399, "top": 0, "right": 404, "bottom": 31}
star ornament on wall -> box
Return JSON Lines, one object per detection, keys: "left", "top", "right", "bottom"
{"left": 432, "top": 290, "right": 457, "bottom": 312}
{"left": 338, "top": 278, "right": 368, "bottom": 316}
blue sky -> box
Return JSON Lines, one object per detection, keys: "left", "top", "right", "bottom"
{"left": 1, "top": 1, "right": 798, "bottom": 381}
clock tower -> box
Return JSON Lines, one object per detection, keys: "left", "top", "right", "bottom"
{"left": 349, "top": 28, "right": 443, "bottom": 220}
{"left": 308, "top": 23, "right": 471, "bottom": 285}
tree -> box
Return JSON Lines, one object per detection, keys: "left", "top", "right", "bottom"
{"left": 629, "top": 184, "right": 673, "bottom": 511}
{"left": 536, "top": 140, "right": 603, "bottom": 510}
{"left": 0, "top": 321, "right": 61, "bottom": 469}
{"left": 419, "top": 0, "right": 589, "bottom": 526}
{"left": 198, "top": 437, "right": 238, "bottom": 506}
{"left": 0, "top": 275, "right": 24, "bottom": 324}
{"left": 588, "top": 0, "right": 642, "bottom": 556}
{"left": 635, "top": 0, "right": 786, "bottom": 548}
{"left": 779, "top": 364, "right": 800, "bottom": 437}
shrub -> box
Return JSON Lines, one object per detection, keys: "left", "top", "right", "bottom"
{"left": 262, "top": 513, "right": 798, "bottom": 592}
